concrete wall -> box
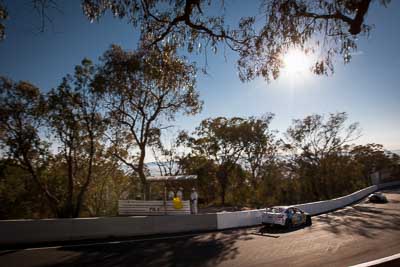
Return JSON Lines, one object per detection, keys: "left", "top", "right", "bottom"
{"left": 1, "top": 181, "right": 399, "bottom": 245}
{"left": 0, "top": 213, "right": 217, "bottom": 245}
{"left": 371, "top": 172, "right": 380, "bottom": 185}
{"left": 216, "top": 210, "right": 263, "bottom": 230}
{"left": 216, "top": 181, "right": 400, "bottom": 229}
{"left": 292, "top": 185, "right": 378, "bottom": 215}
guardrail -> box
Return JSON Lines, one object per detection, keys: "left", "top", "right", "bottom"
{"left": 0, "top": 181, "right": 399, "bottom": 245}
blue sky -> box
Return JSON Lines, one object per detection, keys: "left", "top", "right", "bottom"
{"left": 0, "top": 0, "right": 399, "bottom": 153}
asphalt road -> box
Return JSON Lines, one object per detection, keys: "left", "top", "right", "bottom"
{"left": 1, "top": 187, "right": 400, "bottom": 267}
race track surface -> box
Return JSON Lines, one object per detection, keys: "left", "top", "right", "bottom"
{"left": 1, "top": 187, "right": 399, "bottom": 267}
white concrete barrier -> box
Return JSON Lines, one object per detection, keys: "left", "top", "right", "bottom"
{"left": 216, "top": 181, "right": 400, "bottom": 229}
{"left": 0, "top": 213, "right": 218, "bottom": 246}
{"left": 293, "top": 185, "right": 378, "bottom": 215}
{"left": 216, "top": 209, "right": 263, "bottom": 230}
{"left": 1, "top": 181, "right": 399, "bottom": 245}
{"left": 291, "top": 181, "right": 400, "bottom": 216}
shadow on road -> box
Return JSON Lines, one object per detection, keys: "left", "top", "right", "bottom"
{"left": 315, "top": 201, "right": 400, "bottom": 238}
{"left": 257, "top": 224, "right": 310, "bottom": 235}
{"left": 54, "top": 231, "right": 253, "bottom": 267}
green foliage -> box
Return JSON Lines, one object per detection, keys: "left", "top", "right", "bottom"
{"left": 350, "top": 143, "right": 397, "bottom": 182}
{"left": 0, "top": 160, "right": 47, "bottom": 219}
{"left": 282, "top": 112, "right": 365, "bottom": 201}
{"left": 94, "top": 45, "right": 202, "bottom": 199}
{"left": 84, "top": 156, "right": 133, "bottom": 216}
{"left": 182, "top": 117, "right": 249, "bottom": 205}
{"left": 0, "top": 76, "right": 59, "bottom": 214}
{"left": 181, "top": 115, "right": 279, "bottom": 205}
{"left": 179, "top": 155, "right": 219, "bottom": 204}
{"left": 1, "top": 108, "right": 398, "bottom": 217}
{"left": 178, "top": 112, "right": 398, "bottom": 208}
{"left": 81, "top": 0, "right": 389, "bottom": 81}
{"left": 0, "top": 1, "right": 391, "bottom": 81}
{"left": 46, "top": 59, "right": 107, "bottom": 217}
{"left": 0, "top": 48, "right": 398, "bottom": 218}
{"left": 0, "top": 58, "right": 132, "bottom": 218}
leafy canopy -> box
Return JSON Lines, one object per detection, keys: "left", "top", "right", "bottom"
{"left": 0, "top": 1, "right": 390, "bottom": 81}
{"left": 81, "top": 0, "right": 390, "bottom": 81}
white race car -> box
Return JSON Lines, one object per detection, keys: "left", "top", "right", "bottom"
{"left": 262, "top": 206, "right": 312, "bottom": 228}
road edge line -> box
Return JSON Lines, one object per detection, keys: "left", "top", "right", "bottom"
{"left": 350, "top": 252, "right": 400, "bottom": 267}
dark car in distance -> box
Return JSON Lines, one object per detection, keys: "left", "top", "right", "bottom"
{"left": 368, "top": 192, "right": 388, "bottom": 203}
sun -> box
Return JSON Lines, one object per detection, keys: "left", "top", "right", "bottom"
{"left": 281, "top": 48, "right": 313, "bottom": 78}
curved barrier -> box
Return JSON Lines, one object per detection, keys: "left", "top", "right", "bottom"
{"left": 0, "top": 181, "right": 399, "bottom": 245}
{"left": 292, "top": 185, "right": 377, "bottom": 216}
{"left": 216, "top": 181, "right": 400, "bottom": 230}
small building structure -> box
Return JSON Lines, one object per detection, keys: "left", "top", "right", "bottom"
{"left": 118, "top": 175, "right": 198, "bottom": 216}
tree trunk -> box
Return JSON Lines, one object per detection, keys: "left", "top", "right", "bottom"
{"left": 65, "top": 149, "right": 74, "bottom": 218}
{"left": 139, "top": 169, "right": 149, "bottom": 200}
{"left": 74, "top": 124, "right": 99, "bottom": 218}
{"left": 221, "top": 185, "right": 226, "bottom": 206}
{"left": 138, "top": 146, "right": 149, "bottom": 200}
{"left": 217, "top": 166, "right": 229, "bottom": 206}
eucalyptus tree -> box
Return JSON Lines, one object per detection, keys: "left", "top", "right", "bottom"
{"left": 181, "top": 117, "right": 248, "bottom": 205}
{"left": 85, "top": 155, "right": 132, "bottom": 216}
{"left": 2, "top": 1, "right": 390, "bottom": 81}
{"left": 283, "top": 112, "right": 362, "bottom": 199}
{"left": 151, "top": 135, "right": 183, "bottom": 176}
{"left": 46, "top": 59, "right": 106, "bottom": 217}
{"left": 93, "top": 45, "right": 202, "bottom": 199}
{"left": 239, "top": 114, "right": 280, "bottom": 191}
{"left": 284, "top": 112, "right": 361, "bottom": 163}
{"left": 178, "top": 154, "right": 219, "bottom": 204}
{"left": 80, "top": 0, "right": 388, "bottom": 81}
{"left": 350, "top": 143, "right": 399, "bottom": 184}
{"left": 0, "top": 77, "right": 60, "bottom": 214}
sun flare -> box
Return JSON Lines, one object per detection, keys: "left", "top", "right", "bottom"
{"left": 282, "top": 48, "right": 313, "bottom": 78}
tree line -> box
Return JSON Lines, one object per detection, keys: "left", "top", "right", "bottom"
{"left": 163, "top": 113, "right": 399, "bottom": 207}
{"left": 1, "top": 45, "right": 399, "bottom": 219}
{"left": 0, "top": 45, "right": 201, "bottom": 218}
